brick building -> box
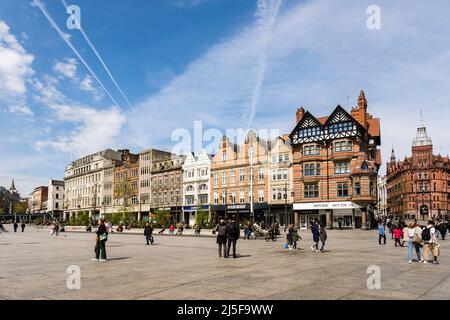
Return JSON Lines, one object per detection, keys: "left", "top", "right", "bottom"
{"left": 289, "top": 91, "right": 381, "bottom": 229}
{"left": 113, "top": 149, "right": 140, "bottom": 220}
{"left": 210, "top": 130, "right": 269, "bottom": 224}
{"left": 386, "top": 122, "right": 450, "bottom": 219}
{"left": 150, "top": 154, "right": 185, "bottom": 223}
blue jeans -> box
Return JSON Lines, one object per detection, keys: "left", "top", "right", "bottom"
{"left": 407, "top": 238, "right": 414, "bottom": 261}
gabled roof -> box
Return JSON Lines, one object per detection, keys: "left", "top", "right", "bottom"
{"left": 324, "top": 105, "right": 365, "bottom": 132}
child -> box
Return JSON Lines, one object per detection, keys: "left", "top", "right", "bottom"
{"left": 393, "top": 225, "right": 403, "bottom": 247}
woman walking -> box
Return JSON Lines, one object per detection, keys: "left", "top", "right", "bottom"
{"left": 286, "top": 224, "right": 294, "bottom": 250}
{"left": 406, "top": 222, "right": 416, "bottom": 264}
{"left": 413, "top": 222, "right": 424, "bottom": 263}
{"left": 393, "top": 225, "right": 403, "bottom": 247}
{"left": 92, "top": 218, "right": 108, "bottom": 262}
{"left": 319, "top": 223, "right": 327, "bottom": 252}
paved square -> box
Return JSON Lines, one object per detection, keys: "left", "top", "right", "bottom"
{"left": 1, "top": 226, "right": 449, "bottom": 300}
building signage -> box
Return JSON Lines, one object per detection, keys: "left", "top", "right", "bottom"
{"left": 182, "top": 205, "right": 210, "bottom": 211}
{"left": 293, "top": 202, "right": 361, "bottom": 210}
{"left": 227, "top": 204, "right": 249, "bottom": 210}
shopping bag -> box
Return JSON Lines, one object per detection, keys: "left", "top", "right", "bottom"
{"left": 432, "top": 244, "right": 440, "bottom": 257}
{"left": 284, "top": 242, "right": 289, "bottom": 249}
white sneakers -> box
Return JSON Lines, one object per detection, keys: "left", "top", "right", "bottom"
{"left": 99, "top": 259, "right": 107, "bottom": 262}
{"left": 310, "top": 246, "right": 314, "bottom": 251}
{"left": 408, "top": 260, "right": 412, "bottom": 264}
{"left": 91, "top": 258, "right": 98, "bottom": 261}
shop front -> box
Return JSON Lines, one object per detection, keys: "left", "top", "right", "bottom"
{"left": 182, "top": 205, "right": 210, "bottom": 226}
{"left": 294, "top": 201, "right": 362, "bottom": 230}
{"left": 268, "top": 204, "right": 293, "bottom": 227}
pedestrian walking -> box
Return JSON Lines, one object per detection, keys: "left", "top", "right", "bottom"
{"left": 92, "top": 218, "right": 108, "bottom": 262}
{"left": 50, "top": 223, "right": 55, "bottom": 236}
{"left": 244, "top": 223, "right": 253, "bottom": 240}
{"left": 55, "top": 223, "right": 60, "bottom": 236}
{"left": 286, "top": 224, "right": 294, "bottom": 250}
{"left": 13, "top": 222, "right": 18, "bottom": 232}
{"left": 144, "top": 222, "right": 154, "bottom": 245}
{"left": 310, "top": 219, "right": 320, "bottom": 252}
{"left": 319, "top": 223, "right": 327, "bottom": 252}
{"left": 169, "top": 224, "right": 175, "bottom": 235}
{"left": 393, "top": 225, "right": 403, "bottom": 247}
{"left": 194, "top": 224, "right": 201, "bottom": 236}
{"left": 413, "top": 222, "right": 424, "bottom": 263}
{"left": 226, "top": 219, "right": 240, "bottom": 258}
{"left": 338, "top": 218, "right": 342, "bottom": 230}
{"left": 422, "top": 221, "right": 440, "bottom": 264}
{"left": 159, "top": 225, "right": 166, "bottom": 234}
{"left": 176, "top": 223, "right": 184, "bottom": 235}
{"left": 378, "top": 221, "right": 386, "bottom": 245}
{"left": 293, "top": 226, "right": 302, "bottom": 249}
{"left": 21, "top": 222, "right": 25, "bottom": 232}
{"left": 216, "top": 219, "right": 228, "bottom": 258}
{"left": 438, "top": 221, "right": 447, "bottom": 240}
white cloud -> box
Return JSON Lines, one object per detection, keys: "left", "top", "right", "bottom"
{"left": 53, "top": 58, "right": 77, "bottom": 79}
{"left": 35, "top": 104, "right": 126, "bottom": 157}
{"left": 80, "top": 75, "right": 104, "bottom": 101}
{"left": 0, "top": 20, "right": 34, "bottom": 115}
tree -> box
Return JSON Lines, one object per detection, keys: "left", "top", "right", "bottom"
{"left": 153, "top": 210, "right": 171, "bottom": 228}
{"left": 14, "top": 202, "right": 27, "bottom": 215}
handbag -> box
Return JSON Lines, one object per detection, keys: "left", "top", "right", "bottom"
{"left": 99, "top": 233, "right": 107, "bottom": 241}
{"left": 413, "top": 233, "right": 421, "bottom": 244}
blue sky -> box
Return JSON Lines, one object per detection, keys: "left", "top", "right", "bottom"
{"left": 1, "top": 0, "right": 450, "bottom": 195}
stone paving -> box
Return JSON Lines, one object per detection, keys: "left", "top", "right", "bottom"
{"left": 0, "top": 226, "right": 449, "bottom": 300}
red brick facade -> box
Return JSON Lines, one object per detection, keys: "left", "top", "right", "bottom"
{"left": 386, "top": 124, "right": 450, "bottom": 219}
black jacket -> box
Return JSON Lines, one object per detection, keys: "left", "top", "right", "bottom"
{"left": 226, "top": 222, "right": 240, "bottom": 240}
{"left": 144, "top": 225, "right": 154, "bottom": 235}
{"left": 96, "top": 224, "right": 107, "bottom": 237}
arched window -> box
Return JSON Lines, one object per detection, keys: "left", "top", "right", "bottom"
{"left": 186, "top": 185, "right": 194, "bottom": 192}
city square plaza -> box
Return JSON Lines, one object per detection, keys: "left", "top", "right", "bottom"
{"left": 1, "top": 226, "right": 449, "bottom": 300}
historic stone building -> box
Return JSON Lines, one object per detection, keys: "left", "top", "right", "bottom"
{"left": 64, "top": 149, "right": 122, "bottom": 221}
{"left": 386, "top": 122, "right": 450, "bottom": 219}
{"left": 47, "top": 179, "right": 64, "bottom": 219}
{"left": 267, "top": 135, "right": 294, "bottom": 226}
{"left": 29, "top": 186, "right": 48, "bottom": 215}
{"left": 112, "top": 149, "right": 140, "bottom": 220}
{"left": 289, "top": 91, "right": 381, "bottom": 229}
{"left": 210, "top": 130, "right": 269, "bottom": 224}
{"left": 377, "top": 176, "right": 388, "bottom": 217}
{"left": 182, "top": 149, "right": 212, "bottom": 226}
{"left": 150, "top": 154, "right": 185, "bottom": 223}
{"left": 138, "top": 149, "right": 173, "bottom": 220}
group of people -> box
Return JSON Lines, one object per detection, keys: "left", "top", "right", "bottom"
{"left": 378, "top": 218, "right": 443, "bottom": 264}
{"left": 214, "top": 219, "right": 241, "bottom": 258}
{"left": 13, "top": 222, "right": 26, "bottom": 233}
{"left": 309, "top": 219, "right": 328, "bottom": 252}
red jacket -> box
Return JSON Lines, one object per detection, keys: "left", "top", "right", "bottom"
{"left": 393, "top": 228, "right": 402, "bottom": 239}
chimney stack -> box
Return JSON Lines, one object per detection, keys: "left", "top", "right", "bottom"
{"left": 296, "top": 107, "right": 305, "bottom": 123}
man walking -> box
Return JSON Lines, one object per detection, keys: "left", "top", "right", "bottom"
{"left": 21, "top": 222, "right": 26, "bottom": 232}
{"left": 310, "top": 219, "right": 320, "bottom": 252}
{"left": 216, "top": 219, "right": 228, "bottom": 258}
{"left": 144, "top": 222, "right": 154, "bottom": 245}
{"left": 92, "top": 218, "right": 108, "bottom": 262}
{"left": 226, "top": 219, "right": 240, "bottom": 258}
{"left": 13, "top": 222, "right": 18, "bottom": 232}
{"left": 378, "top": 221, "right": 386, "bottom": 245}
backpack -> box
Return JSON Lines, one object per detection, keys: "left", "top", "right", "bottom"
{"left": 218, "top": 225, "right": 227, "bottom": 237}
{"left": 421, "top": 228, "right": 431, "bottom": 241}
